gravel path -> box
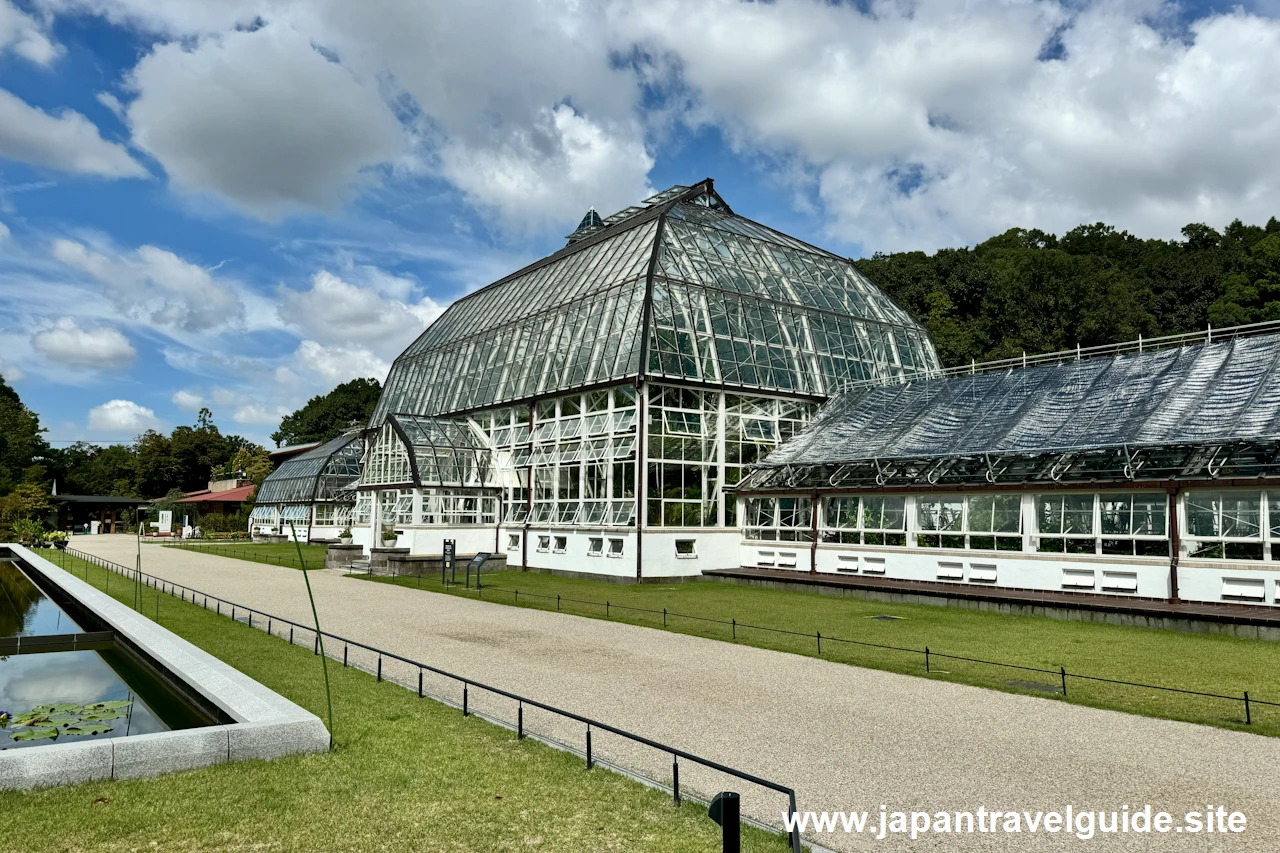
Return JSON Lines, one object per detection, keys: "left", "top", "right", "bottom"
{"left": 74, "top": 537, "right": 1279, "bottom": 851}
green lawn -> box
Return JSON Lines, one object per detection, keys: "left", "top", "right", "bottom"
{"left": 360, "top": 568, "right": 1280, "bottom": 737}
{"left": 4, "top": 552, "right": 786, "bottom": 853}
{"left": 160, "top": 540, "right": 329, "bottom": 570}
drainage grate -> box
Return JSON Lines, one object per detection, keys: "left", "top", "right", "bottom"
{"left": 1007, "top": 679, "right": 1063, "bottom": 694}
{"left": 867, "top": 615, "right": 904, "bottom": 621}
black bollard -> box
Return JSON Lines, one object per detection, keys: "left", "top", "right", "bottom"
{"left": 709, "top": 791, "right": 740, "bottom": 853}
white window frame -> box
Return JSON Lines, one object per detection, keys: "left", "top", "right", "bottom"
{"left": 1184, "top": 489, "right": 1271, "bottom": 561}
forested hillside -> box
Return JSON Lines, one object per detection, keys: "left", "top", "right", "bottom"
{"left": 855, "top": 217, "right": 1280, "bottom": 368}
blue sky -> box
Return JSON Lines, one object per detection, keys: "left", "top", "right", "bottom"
{"left": 1, "top": 0, "right": 1278, "bottom": 449}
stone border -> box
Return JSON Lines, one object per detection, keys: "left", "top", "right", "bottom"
{"left": 0, "top": 544, "right": 329, "bottom": 790}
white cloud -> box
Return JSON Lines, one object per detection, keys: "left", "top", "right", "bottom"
{"left": 276, "top": 269, "right": 442, "bottom": 358}
{"left": 438, "top": 104, "right": 654, "bottom": 234}
{"left": 0, "top": 221, "right": 9, "bottom": 241}
{"left": 614, "top": 0, "right": 1280, "bottom": 249}
{"left": 230, "top": 402, "right": 290, "bottom": 426}
{"left": 88, "top": 398, "right": 161, "bottom": 434}
{"left": 41, "top": 0, "right": 653, "bottom": 229}
{"left": 0, "top": 0, "right": 59, "bottom": 64}
{"left": 0, "top": 352, "right": 22, "bottom": 382}
{"left": 292, "top": 340, "right": 389, "bottom": 385}
{"left": 31, "top": 317, "right": 136, "bottom": 368}
{"left": 171, "top": 388, "right": 204, "bottom": 410}
{"left": 124, "top": 22, "right": 404, "bottom": 219}
{"left": 52, "top": 238, "right": 244, "bottom": 332}
{"left": 0, "top": 88, "right": 146, "bottom": 178}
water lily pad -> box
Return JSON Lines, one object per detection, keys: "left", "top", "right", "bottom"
{"left": 79, "top": 709, "right": 126, "bottom": 722}
{"left": 11, "top": 713, "right": 52, "bottom": 727}
{"left": 61, "top": 725, "right": 111, "bottom": 737}
{"left": 11, "top": 727, "right": 58, "bottom": 742}
{"left": 31, "top": 704, "right": 81, "bottom": 715}
{"left": 85, "top": 700, "right": 132, "bottom": 711}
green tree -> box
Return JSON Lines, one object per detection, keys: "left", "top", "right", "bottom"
{"left": 1, "top": 482, "right": 52, "bottom": 521}
{"left": 857, "top": 214, "right": 1278, "bottom": 368}
{"left": 229, "top": 445, "right": 273, "bottom": 485}
{"left": 1207, "top": 233, "right": 1280, "bottom": 326}
{"left": 272, "top": 378, "right": 380, "bottom": 446}
{"left": 0, "top": 375, "right": 48, "bottom": 496}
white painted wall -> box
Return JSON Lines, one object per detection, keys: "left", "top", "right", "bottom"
{"left": 737, "top": 539, "right": 1280, "bottom": 606}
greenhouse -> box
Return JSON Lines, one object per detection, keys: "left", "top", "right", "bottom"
{"left": 353, "top": 178, "right": 940, "bottom": 575}
{"left": 735, "top": 328, "right": 1280, "bottom": 607}
{"left": 251, "top": 432, "right": 364, "bottom": 540}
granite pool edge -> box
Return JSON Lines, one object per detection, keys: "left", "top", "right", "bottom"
{"left": 0, "top": 544, "right": 329, "bottom": 791}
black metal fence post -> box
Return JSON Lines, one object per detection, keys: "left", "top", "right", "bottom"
{"left": 377, "top": 655, "right": 382, "bottom": 682}
{"left": 518, "top": 702, "right": 524, "bottom": 740}
{"left": 1245, "top": 691, "right": 1252, "bottom": 725}
{"left": 463, "top": 683, "right": 469, "bottom": 717}
{"left": 787, "top": 792, "right": 801, "bottom": 853}
{"left": 925, "top": 646, "right": 931, "bottom": 673}
{"left": 816, "top": 631, "right": 822, "bottom": 656}
{"left": 418, "top": 668, "right": 423, "bottom": 698}
{"left": 732, "top": 618, "right": 736, "bottom": 640}
{"left": 672, "top": 755, "right": 680, "bottom": 806}
{"left": 1060, "top": 667, "right": 1068, "bottom": 697}
{"left": 586, "top": 725, "right": 593, "bottom": 769}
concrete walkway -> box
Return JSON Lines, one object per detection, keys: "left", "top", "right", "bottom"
{"left": 76, "top": 537, "right": 1278, "bottom": 851}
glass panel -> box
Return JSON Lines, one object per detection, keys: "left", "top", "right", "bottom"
{"left": 1222, "top": 494, "right": 1261, "bottom": 538}
{"left": 916, "top": 497, "right": 963, "bottom": 531}
{"left": 1131, "top": 494, "right": 1167, "bottom": 536}
{"left": 1185, "top": 494, "right": 1219, "bottom": 538}
{"left": 1063, "top": 495, "right": 1094, "bottom": 535}
{"left": 1099, "top": 495, "right": 1132, "bottom": 535}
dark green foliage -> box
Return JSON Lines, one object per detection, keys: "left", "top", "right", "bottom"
{"left": 271, "top": 378, "right": 380, "bottom": 447}
{"left": 0, "top": 380, "right": 259, "bottom": 501}
{"left": 0, "top": 375, "right": 47, "bottom": 496}
{"left": 858, "top": 216, "right": 1280, "bottom": 367}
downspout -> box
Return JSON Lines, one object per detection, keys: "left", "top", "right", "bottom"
{"left": 1168, "top": 484, "right": 1181, "bottom": 602}
{"left": 810, "top": 490, "right": 819, "bottom": 573}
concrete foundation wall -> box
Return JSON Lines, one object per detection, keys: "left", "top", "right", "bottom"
{"left": 735, "top": 539, "right": 1280, "bottom": 609}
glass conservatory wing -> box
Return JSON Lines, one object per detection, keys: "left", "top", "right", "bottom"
{"left": 280, "top": 505, "right": 310, "bottom": 522}
{"left": 249, "top": 506, "right": 278, "bottom": 522}
{"left": 257, "top": 432, "right": 364, "bottom": 504}
{"left": 742, "top": 331, "right": 1280, "bottom": 489}
{"left": 315, "top": 434, "right": 365, "bottom": 501}
{"left": 388, "top": 413, "right": 499, "bottom": 488}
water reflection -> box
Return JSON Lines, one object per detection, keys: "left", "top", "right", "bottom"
{"left": 0, "top": 650, "right": 168, "bottom": 749}
{"left": 0, "top": 560, "right": 81, "bottom": 638}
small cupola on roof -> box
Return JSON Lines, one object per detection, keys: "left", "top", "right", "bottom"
{"left": 372, "top": 178, "right": 939, "bottom": 422}
{"left": 566, "top": 208, "right": 606, "bottom": 244}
